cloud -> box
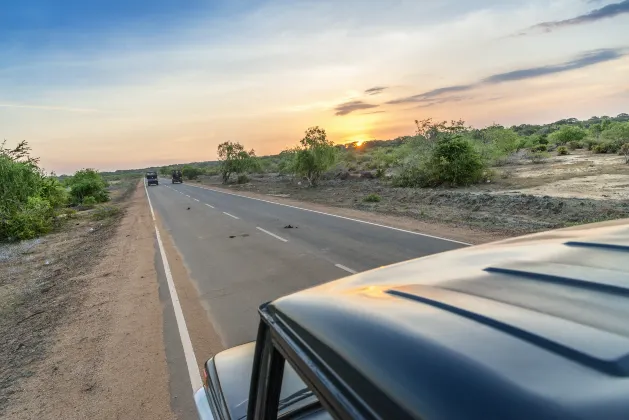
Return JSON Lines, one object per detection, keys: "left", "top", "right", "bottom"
{"left": 386, "top": 84, "right": 474, "bottom": 105}
{"left": 364, "top": 86, "right": 388, "bottom": 95}
{"left": 362, "top": 110, "right": 386, "bottom": 114}
{"left": 334, "top": 100, "right": 379, "bottom": 116}
{"left": 387, "top": 48, "right": 625, "bottom": 105}
{"left": 528, "top": 0, "right": 629, "bottom": 33}
{"left": 483, "top": 49, "right": 623, "bottom": 83}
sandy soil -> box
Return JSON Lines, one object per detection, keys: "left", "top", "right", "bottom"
{"left": 2, "top": 184, "right": 175, "bottom": 420}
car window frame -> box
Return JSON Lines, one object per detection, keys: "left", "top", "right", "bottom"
{"left": 247, "top": 320, "right": 333, "bottom": 420}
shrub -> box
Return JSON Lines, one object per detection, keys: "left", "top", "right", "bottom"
{"left": 4, "top": 196, "right": 54, "bottom": 240}
{"left": 557, "top": 146, "right": 569, "bottom": 155}
{"left": 567, "top": 141, "right": 582, "bottom": 150}
{"left": 549, "top": 126, "right": 587, "bottom": 145}
{"left": 537, "top": 137, "right": 549, "bottom": 145}
{"left": 217, "top": 142, "right": 258, "bottom": 183}
{"left": 0, "top": 141, "right": 67, "bottom": 241}
{"left": 182, "top": 165, "right": 204, "bottom": 180}
{"left": 428, "top": 137, "right": 485, "bottom": 186}
{"left": 593, "top": 141, "right": 621, "bottom": 154}
{"left": 82, "top": 196, "right": 97, "bottom": 208}
{"left": 363, "top": 194, "right": 381, "bottom": 203}
{"left": 66, "top": 169, "right": 109, "bottom": 205}
{"left": 237, "top": 174, "right": 250, "bottom": 184}
{"left": 584, "top": 139, "right": 599, "bottom": 151}
{"left": 532, "top": 144, "right": 548, "bottom": 152}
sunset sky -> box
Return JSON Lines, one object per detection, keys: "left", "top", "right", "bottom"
{"left": 1, "top": 0, "right": 628, "bottom": 174}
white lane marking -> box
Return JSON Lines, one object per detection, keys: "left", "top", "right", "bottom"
{"left": 193, "top": 198, "right": 199, "bottom": 202}
{"left": 335, "top": 264, "right": 357, "bottom": 274}
{"left": 144, "top": 181, "right": 201, "bottom": 391}
{"left": 186, "top": 184, "right": 470, "bottom": 246}
{"left": 223, "top": 212, "right": 240, "bottom": 219}
{"left": 205, "top": 203, "right": 215, "bottom": 209}
{"left": 256, "top": 227, "right": 288, "bottom": 243}
{"left": 185, "top": 194, "right": 190, "bottom": 198}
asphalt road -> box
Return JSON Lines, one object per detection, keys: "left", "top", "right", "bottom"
{"left": 147, "top": 179, "right": 466, "bottom": 348}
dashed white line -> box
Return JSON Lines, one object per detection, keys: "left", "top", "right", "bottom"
{"left": 143, "top": 180, "right": 201, "bottom": 391}
{"left": 193, "top": 198, "right": 199, "bottom": 202}
{"left": 205, "top": 203, "right": 215, "bottom": 209}
{"left": 256, "top": 227, "right": 288, "bottom": 243}
{"left": 185, "top": 184, "right": 470, "bottom": 246}
{"left": 223, "top": 212, "right": 239, "bottom": 219}
{"left": 185, "top": 194, "right": 190, "bottom": 198}
{"left": 335, "top": 264, "right": 357, "bottom": 274}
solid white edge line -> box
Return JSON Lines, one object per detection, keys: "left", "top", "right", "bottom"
{"left": 144, "top": 180, "right": 202, "bottom": 391}
{"left": 185, "top": 184, "right": 471, "bottom": 246}
{"left": 335, "top": 263, "right": 358, "bottom": 274}
{"left": 256, "top": 227, "right": 288, "bottom": 242}
{"left": 205, "top": 203, "right": 215, "bottom": 209}
{"left": 223, "top": 212, "right": 239, "bottom": 219}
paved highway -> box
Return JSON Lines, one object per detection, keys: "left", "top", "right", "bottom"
{"left": 147, "top": 179, "right": 467, "bottom": 349}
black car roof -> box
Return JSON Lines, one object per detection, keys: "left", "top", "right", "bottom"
{"left": 262, "top": 220, "right": 629, "bottom": 419}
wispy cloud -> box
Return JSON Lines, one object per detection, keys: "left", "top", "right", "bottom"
{"left": 334, "top": 100, "right": 379, "bottom": 116}
{"left": 526, "top": 0, "right": 629, "bottom": 34}
{"left": 386, "top": 48, "right": 625, "bottom": 105}
{"left": 0, "top": 103, "right": 98, "bottom": 113}
{"left": 364, "top": 86, "right": 388, "bottom": 95}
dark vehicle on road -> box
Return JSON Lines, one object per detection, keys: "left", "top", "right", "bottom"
{"left": 194, "top": 220, "right": 629, "bottom": 420}
{"left": 172, "top": 169, "right": 183, "bottom": 184}
{"left": 146, "top": 171, "right": 158, "bottom": 186}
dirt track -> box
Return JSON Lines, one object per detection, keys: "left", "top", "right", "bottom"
{"left": 2, "top": 184, "right": 175, "bottom": 420}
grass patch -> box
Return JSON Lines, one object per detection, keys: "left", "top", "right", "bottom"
{"left": 363, "top": 193, "right": 382, "bottom": 203}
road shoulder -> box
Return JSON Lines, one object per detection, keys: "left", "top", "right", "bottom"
{"left": 4, "top": 184, "right": 175, "bottom": 420}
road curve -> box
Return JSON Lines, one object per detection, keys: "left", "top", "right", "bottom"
{"left": 147, "top": 179, "right": 466, "bottom": 348}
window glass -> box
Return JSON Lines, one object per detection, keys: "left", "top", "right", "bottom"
{"left": 278, "top": 360, "right": 331, "bottom": 419}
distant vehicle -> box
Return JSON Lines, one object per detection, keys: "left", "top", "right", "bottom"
{"left": 172, "top": 169, "right": 183, "bottom": 184}
{"left": 145, "top": 171, "right": 158, "bottom": 186}
{"left": 194, "top": 220, "right": 629, "bottom": 420}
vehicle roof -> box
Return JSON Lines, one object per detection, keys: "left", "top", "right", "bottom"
{"left": 263, "top": 219, "right": 629, "bottom": 419}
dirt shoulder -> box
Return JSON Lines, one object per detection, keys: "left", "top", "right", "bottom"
{"left": 2, "top": 183, "right": 174, "bottom": 420}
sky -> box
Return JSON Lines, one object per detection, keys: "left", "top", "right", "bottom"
{"left": 1, "top": 0, "right": 628, "bottom": 173}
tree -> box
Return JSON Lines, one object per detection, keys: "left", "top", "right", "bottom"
{"left": 549, "top": 126, "right": 587, "bottom": 145}
{"left": 292, "top": 127, "right": 337, "bottom": 187}
{"left": 217, "top": 142, "right": 258, "bottom": 183}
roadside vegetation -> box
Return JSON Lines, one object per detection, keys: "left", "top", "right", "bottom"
{"left": 0, "top": 141, "right": 128, "bottom": 242}
{"left": 146, "top": 113, "right": 629, "bottom": 191}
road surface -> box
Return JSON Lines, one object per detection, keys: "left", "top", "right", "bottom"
{"left": 147, "top": 179, "right": 466, "bottom": 349}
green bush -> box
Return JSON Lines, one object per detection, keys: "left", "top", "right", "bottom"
{"left": 363, "top": 194, "right": 381, "bottom": 203}
{"left": 429, "top": 137, "right": 485, "bottom": 186}
{"left": 66, "top": 169, "right": 109, "bottom": 205}
{"left": 0, "top": 141, "right": 68, "bottom": 241}
{"left": 557, "top": 146, "right": 569, "bottom": 155}
{"left": 182, "top": 165, "right": 204, "bottom": 180}
{"left": 549, "top": 126, "right": 587, "bottom": 145}
{"left": 584, "top": 138, "right": 599, "bottom": 151}
{"left": 237, "top": 174, "right": 250, "bottom": 184}
{"left": 567, "top": 141, "right": 582, "bottom": 150}
{"left": 593, "top": 141, "right": 622, "bottom": 154}
{"left": 4, "top": 196, "right": 54, "bottom": 240}
{"left": 532, "top": 144, "right": 548, "bottom": 152}
{"left": 82, "top": 196, "right": 97, "bottom": 208}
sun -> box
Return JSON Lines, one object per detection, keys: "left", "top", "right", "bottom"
{"left": 346, "top": 134, "right": 371, "bottom": 147}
